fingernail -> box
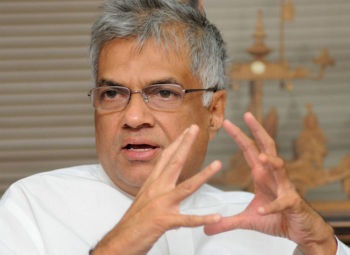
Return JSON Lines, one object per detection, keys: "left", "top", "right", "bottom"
{"left": 210, "top": 160, "right": 222, "bottom": 170}
{"left": 257, "top": 206, "right": 265, "bottom": 214}
{"left": 189, "top": 124, "right": 198, "bottom": 133}
{"left": 213, "top": 213, "right": 222, "bottom": 222}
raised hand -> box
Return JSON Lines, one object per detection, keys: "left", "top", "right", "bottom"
{"left": 204, "top": 112, "right": 337, "bottom": 255}
{"left": 91, "top": 125, "right": 222, "bottom": 255}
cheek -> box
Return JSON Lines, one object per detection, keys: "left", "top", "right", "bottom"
{"left": 162, "top": 110, "right": 211, "bottom": 151}
{"left": 157, "top": 113, "right": 195, "bottom": 141}
{"left": 94, "top": 113, "right": 117, "bottom": 149}
{"left": 181, "top": 105, "right": 211, "bottom": 153}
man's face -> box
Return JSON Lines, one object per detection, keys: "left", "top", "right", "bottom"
{"left": 95, "top": 38, "right": 225, "bottom": 196}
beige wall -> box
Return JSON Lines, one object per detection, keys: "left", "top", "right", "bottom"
{"left": 1, "top": 0, "right": 349, "bottom": 200}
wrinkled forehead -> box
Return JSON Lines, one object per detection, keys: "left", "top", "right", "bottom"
{"left": 101, "top": 32, "right": 189, "bottom": 57}
{"left": 100, "top": 29, "right": 193, "bottom": 69}
{"left": 97, "top": 36, "right": 197, "bottom": 83}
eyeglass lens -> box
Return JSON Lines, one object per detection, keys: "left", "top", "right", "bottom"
{"left": 91, "top": 84, "right": 185, "bottom": 111}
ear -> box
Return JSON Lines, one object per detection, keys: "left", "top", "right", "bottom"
{"left": 208, "top": 90, "right": 226, "bottom": 140}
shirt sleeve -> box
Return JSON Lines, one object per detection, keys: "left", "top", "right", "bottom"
{"left": 293, "top": 237, "right": 350, "bottom": 255}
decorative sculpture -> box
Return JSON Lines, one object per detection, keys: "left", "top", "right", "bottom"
{"left": 211, "top": 0, "right": 350, "bottom": 214}
{"left": 230, "top": 1, "right": 334, "bottom": 123}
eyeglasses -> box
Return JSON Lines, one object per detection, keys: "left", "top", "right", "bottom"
{"left": 88, "top": 82, "right": 218, "bottom": 112}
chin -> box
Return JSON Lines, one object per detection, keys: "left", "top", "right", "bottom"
{"left": 116, "top": 166, "right": 153, "bottom": 187}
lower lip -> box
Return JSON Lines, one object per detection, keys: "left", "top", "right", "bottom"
{"left": 122, "top": 147, "right": 160, "bottom": 161}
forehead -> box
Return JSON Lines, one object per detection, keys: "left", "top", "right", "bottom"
{"left": 101, "top": 36, "right": 190, "bottom": 62}
{"left": 97, "top": 38, "right": 199, "bottom": 88}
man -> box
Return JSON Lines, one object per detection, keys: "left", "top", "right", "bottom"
{"left": 0, "top": 0, "right": 349, "bottom": 254}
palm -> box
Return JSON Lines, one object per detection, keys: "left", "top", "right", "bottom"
{"left": 237, "top": 194, "right": 284, "bottom": 235}
{"left": 204, "top": 113, "right": 333, "bottom": 251}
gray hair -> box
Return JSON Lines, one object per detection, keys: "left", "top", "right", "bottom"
{"left": 89, "top": 0, "right": 227, "bottom": 106}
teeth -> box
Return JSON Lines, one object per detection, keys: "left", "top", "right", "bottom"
{"left": 124, "top": 144, "right": 156, "bottom": 150}
{"left": 128, "top": 147, "right": 152, "bottom": 151}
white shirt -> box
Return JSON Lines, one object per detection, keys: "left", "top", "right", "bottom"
{"left": 0, "top": 164, "right": 348, "bottom": 255}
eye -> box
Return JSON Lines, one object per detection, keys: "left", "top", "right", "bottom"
{"left": 146, "top": 85, "right": 183, "bottom": 99}
{"left": 158, "top": 89, "right": 173, "bottom": 98}
{"left": 99, "top": 87, "right": 129, "bottom": 100}
{"left": 103, "top": 89, "right": 118, "bottom": 98}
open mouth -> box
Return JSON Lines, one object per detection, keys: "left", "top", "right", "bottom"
{"left": 121, "top": 143, "right": 161, "bottom": 161}
{"left": 123, "top": 144, "right": 158, "bottom": 151}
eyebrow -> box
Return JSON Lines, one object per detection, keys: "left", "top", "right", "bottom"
{"left": 97, "top": 78, "right": 182, "bottom": 87}
{"left": 150, "top": 78, "right": 180, "bottom": 85}
{"left": 97, "top": 79, "right": 123, "bottom": 87}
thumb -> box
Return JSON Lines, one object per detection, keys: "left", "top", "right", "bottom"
{"left": 204, "top": 213, "right": 246, "bottom": 235}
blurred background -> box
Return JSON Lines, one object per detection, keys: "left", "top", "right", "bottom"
{"left": 0, "top": 0, "right": 349, "bottom": 208}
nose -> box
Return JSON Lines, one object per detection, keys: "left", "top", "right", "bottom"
{"left": 130, "top": 90, "right": 149, "bottom": 103}
{"left": 121, "top": 92, "right": 155, "bottom": 129}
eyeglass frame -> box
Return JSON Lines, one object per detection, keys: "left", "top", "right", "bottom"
{"left": 87, "top": 79, "right": 219, "bottom": 112}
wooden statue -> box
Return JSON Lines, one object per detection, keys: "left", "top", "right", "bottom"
{"left": 211, "top": 1, "right": 350, "bottom": 214}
